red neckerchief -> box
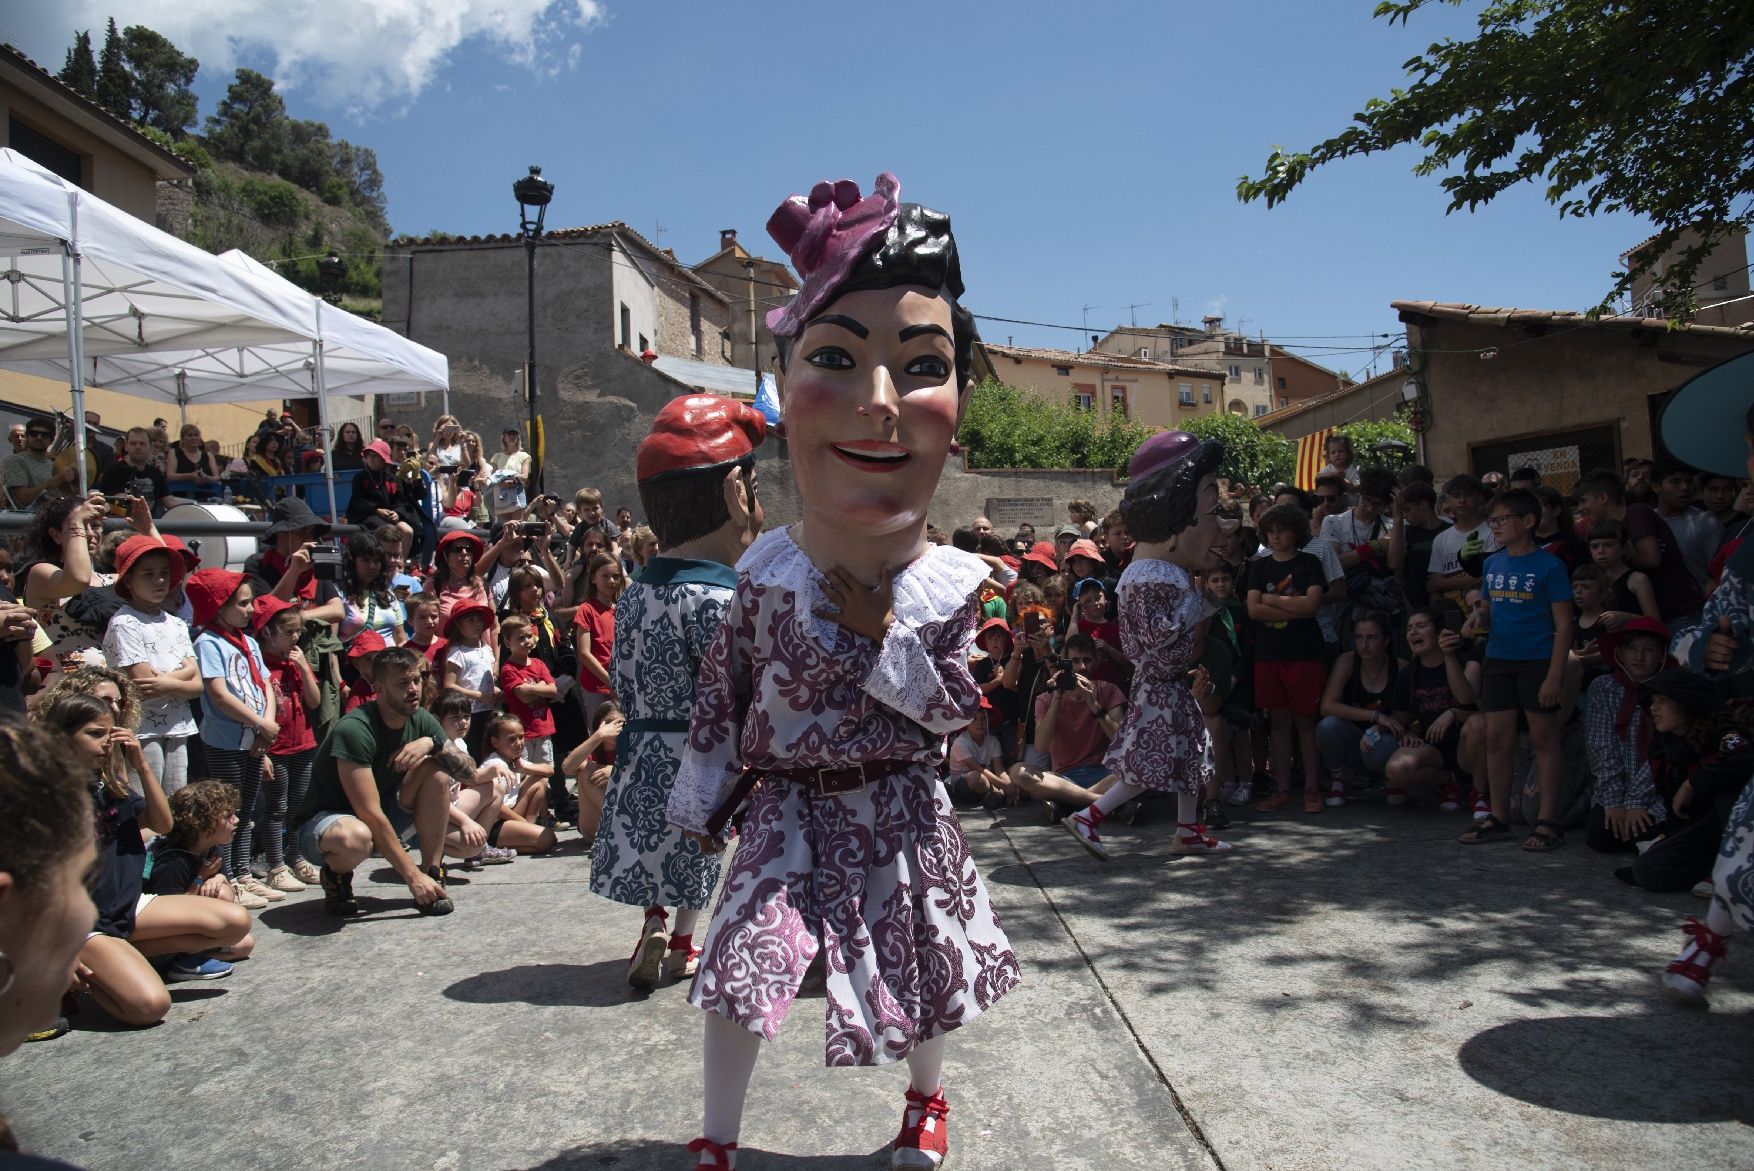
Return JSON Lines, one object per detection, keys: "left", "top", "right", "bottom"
{"left": 259, "top": 549, "right": 316, "bottom": 601}
{"left": 204, "top": 620, "right": 267, "bottom": 709}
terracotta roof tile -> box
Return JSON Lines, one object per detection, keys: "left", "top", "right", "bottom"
{"left": 1391, "top": 299, "right": 1754, "bottom": 336}
{"left": 979, "top": 341, "right": 1222, "bottom": 379}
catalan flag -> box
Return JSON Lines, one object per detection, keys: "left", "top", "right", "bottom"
{"left": 1295, "top": 427, "right": 1333, "bottom": 491}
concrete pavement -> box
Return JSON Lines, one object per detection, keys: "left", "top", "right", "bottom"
{"left": 3, "top": 797, "right": 1749, "bottom": 1169}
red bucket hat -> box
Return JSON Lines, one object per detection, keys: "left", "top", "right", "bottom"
{"left": 249, "top": 593, "right": 298, "bottom": 634}
{"left": 637, "top": 394, "right": 768, "bottom": 483}
{"left": 158, "top": 533, "right": 202, "bottom": 572}
{"left": 436, "top": 529, "right": 485, "bottom": 565}
{"left": 364, "top": 439, "right": 394, "bottom": 464}
{"left": 1066, "top": 539, "right": 1104, "bottom": 565}
{"left": 112, "top": 536, "right": 184, "bottom": 602}
{"left": 347, "top": 629, "right": 388, "bottom": 659}
{"left": 1598, "top": 616, "right": 1672, "bottom": 673}
{"left": 1022, "top": 541, "right": 1060, "bottom": 573}
{"left": 443, "top": 600, "right": 495, "bottom": 639}
{"left": 185, "top": 567, "right": 247, "bottom": 628}
{"left": 977, "top": 616, "right": 1014, "bottom": 655}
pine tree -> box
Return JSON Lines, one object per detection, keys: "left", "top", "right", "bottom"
{"left": 122, "top": 26, "right": 199, "bottom": 136}
{"left": 95, "top": 18, "right": 131, "bottom": 119}
{"left": 58, "top": 30, "right": 97, "bottom": 99}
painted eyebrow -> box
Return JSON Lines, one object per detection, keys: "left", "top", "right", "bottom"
{"left": 804, "top": 314, "right": 869, "bottom": 339}
{"left": 899, "top": 323, "right": 952, "bottom": 343}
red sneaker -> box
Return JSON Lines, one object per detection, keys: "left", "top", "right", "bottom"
{"left": 1663, "top": 916, "right": 1729, "bottom": 1003}
{"left": 1470, "top": 790, "right": 1490, "bottom": 821}
{"left": 1439, "top": 780, "right": 1462, "bottom": 812}
{"left": 892, "top": 1086, "right": 949, "bottom": 1168}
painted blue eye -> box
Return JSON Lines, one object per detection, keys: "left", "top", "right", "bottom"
{"left": 806, "top": 347, "right": 854, "bottom": 370}
{"left": 906, "top": 356, "right": 950, "bottom": 379}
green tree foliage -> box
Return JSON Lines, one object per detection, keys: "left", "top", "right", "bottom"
{"left": 205, "top": 69, "right": 288, "bottom": 172}
{"left": 58, "top": 30, "right": 97, "bottom": 98}
{"left": 1335, "top": 413, "right": 1419, "bottom": 470}
{"left": 95, "top": 18, "right": 131, "bottom": 118}
{"left": 1237, "top": 0, "right": 1754, "bottom": 320}
{"left": 1182, "top": 412, "right": 1296, "bottom": 489}
{"left": 957, "top": 380, "right": 1154, "bottom": 471}
{"left": 121, "top": 26, "right": 199, "bottom": 136}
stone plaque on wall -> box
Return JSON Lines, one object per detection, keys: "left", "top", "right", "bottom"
{"left": 985, "top": 496, "right": 1055, "bottom": 532}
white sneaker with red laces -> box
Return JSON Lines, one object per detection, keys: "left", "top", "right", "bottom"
{"left": 1663, "top": 916, "right": 1728, "bottom": 1003}
{"left": 627, "top": 909, "right": 668, "bottom": 990}
{"left": 1063, "top": 806, "right": 1109, "bottom": 860}
{"left": 892, "top": 1086, "right": 949, "bottom": 1168}
{"left": 1171, "top": 822, "right": 1233, "bottom": 854}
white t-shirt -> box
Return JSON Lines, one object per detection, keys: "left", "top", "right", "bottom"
{"left": 447, "top": 642, "right": 497, "bottom": 712}
{"left": 949, "top": 730, "right": 1005, "bottom": 778}
{"left": 483, "top": 750, "right": 523, "bottom": 806}
{"left": 102, "top": 605, "right": 197, "bottom": 739}
{"left": 1319, "top": 510, "right": 1393, "bottom": 551}
{"left": 1429, "top": 520, "right": 1499, "bottom": 579}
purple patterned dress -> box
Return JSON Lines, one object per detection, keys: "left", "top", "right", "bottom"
{"left": 667, "top": 528, "right": 1019, "bottom": 1066}
{"left": 1102, "top": 558, "right": 1216, "bottom": 794}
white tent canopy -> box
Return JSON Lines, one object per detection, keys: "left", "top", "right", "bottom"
{"left": 0, "top": 148, "right": 450, "bottom": 517}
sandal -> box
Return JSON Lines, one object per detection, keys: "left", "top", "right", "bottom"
{"left": 687, "top": 1137, "right": 738, "bottom": 1170}
{"left": 1521, "top": 819, "right": 1565, "bottom": 852}
{"left": 1458, "top": 814, "right": 1511, "bottom": 844}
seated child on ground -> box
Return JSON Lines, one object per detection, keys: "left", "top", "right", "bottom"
{"left": 146, "top": 779, "right": 256, "bottom": 962}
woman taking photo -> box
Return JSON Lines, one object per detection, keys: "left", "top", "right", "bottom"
{"left": 330, "top": 421, "right": 367, "bottom": 471}
{"left": 21, "top": 496, "right": 154, "bottom": 682}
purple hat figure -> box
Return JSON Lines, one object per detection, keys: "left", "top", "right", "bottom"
{"left": 1120, "top": 430, "right": 1225, "bottom": 543}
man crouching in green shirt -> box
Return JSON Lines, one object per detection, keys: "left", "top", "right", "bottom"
{"left": 292, "top": 645, "right": 472, "bottom": 916}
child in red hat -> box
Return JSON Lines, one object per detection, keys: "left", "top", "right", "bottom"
{"left": 188, "top": 568, "right": 282, "bottom": 908}
{"left": 102, "top": 536, "right": 200, "bottom": 797}
{"left": 252, "top": 594, "right": 324, "bottom": 888}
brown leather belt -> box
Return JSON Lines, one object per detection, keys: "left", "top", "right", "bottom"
{"left": 702, "top": 757, "right": 922, "bottom": 836}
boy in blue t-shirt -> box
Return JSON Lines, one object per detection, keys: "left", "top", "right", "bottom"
{"left": 1460, "top": 488, "right": 1574, "bottom": 851}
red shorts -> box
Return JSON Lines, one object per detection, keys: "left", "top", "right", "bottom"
{"left": 1253, "top": 660, "right": 1326, "bottom": 716}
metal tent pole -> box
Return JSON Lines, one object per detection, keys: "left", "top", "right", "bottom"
{"left": 61, "top": 194, "right": 89, "bottom": 495}
{"left": 312, "top": 304, "right": 340, "bottom": 526}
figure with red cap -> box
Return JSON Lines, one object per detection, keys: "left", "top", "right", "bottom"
{"left": 252, "top": 593, "right": 325, "bottom": 888}
{"left": 665, "top": 175, "right": 1017, "bottom": 1170}
{"left": 589, "top": 393, "right": 767, "bottom": 992}
{"left": 1063, "top": 430, "right": 1234, "bottom": 861}
{"left": 102, "top": 536, "right": 202, "bottom": 799}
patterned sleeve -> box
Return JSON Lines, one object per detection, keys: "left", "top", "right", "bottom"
{"left": 1585, "top": 676, "right": 1628, "bottom": 807}
{"left": 666, "top": 581, "right": 756, "bottom": 835}
{"left": 861, "top": 592, "right": 983, "bottom": 736}
{"left": 1673, "top": 565, "right": 1754, "bottom": 677}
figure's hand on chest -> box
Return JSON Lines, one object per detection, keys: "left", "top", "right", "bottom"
{"left": 815, "top": 564, "right": 896, "bottom": 644}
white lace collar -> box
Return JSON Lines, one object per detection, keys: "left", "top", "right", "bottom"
{"left": 740, "top": 526, "right": 985, "bottom": 644}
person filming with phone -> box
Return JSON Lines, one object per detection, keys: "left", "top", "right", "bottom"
{"left": 1004, "top": 632, "right": 1128, "bottom": 819}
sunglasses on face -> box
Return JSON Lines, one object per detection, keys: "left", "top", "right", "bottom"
{"left": 26, "top": 429, "right": 52, "bottom": 439}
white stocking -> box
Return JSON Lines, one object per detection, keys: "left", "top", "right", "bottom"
{"left": 1177, "top": 791, "right": 1201, "bottom": 826}
{"left": 906, "top": 1032, "right": 947, "bottom": 1095}
{"left": 701, "top": 1013, "right": 760, "bottom": 1164}
{"left": 1091, "top": 780, "right": 1145, "bottom": 817}
{"left": 674, "top": 907, "right": 701, "bottom": 939}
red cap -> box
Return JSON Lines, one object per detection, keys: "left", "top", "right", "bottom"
{"left": 186, "top": 567, "right": 247, "bottom": 627}
{"left": 637, "top": 394, "right": 767, "bottom": 483}
{"left": 113, "top": 536, "right": 184, "bottom": 602}
{"left": 977, "top": 695, "right": 994, "bottom": 713}
{"left": 249, "top": 593, "right": 297, "bottom": 633}
{"left": 347, "top": 629, "right": 388, "bottom": 658}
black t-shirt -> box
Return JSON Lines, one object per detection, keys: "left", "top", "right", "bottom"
{"left": 1536, "top": 528, "right": 1590, "bottom": 576}
{"left": 971, "top": 655, "right": 1020, "bottom": 729}
{"left": 97, "top": 460, "right": 167, "bottom": 505}
{"left": 1398, "top": 522, "right": 1448, "bottom": 609}
{"left": 1392, "top": 658, "right": 1465, "bottom": 738}
{"left": 145, "top": 844, "right": 204, "bottom": 895}
{"left": 1244, "top": 551, "right": 1328, "bottom": 662}
{"left": 90, "top": 783, "right": 146, "bottom": 938}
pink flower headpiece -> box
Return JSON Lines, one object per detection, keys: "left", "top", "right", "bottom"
{"left": 764, "top": 172, "right": 901, "bottom": 339}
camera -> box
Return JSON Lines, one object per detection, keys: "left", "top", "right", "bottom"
{"left": 308, "top": 545, "right": 344, "bottom": 582}
{"left": 518, "top": 520, "right": 546, "bottom": 537}
{"left": 435, "top": 464, "right": 461, "bottom": 476}
{"left": 1050, "top": 656, "right": 1081, "bottom": 691}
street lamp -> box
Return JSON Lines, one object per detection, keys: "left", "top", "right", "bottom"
{"left": 514, "top": 164, "right": 554, "bottom": 493}
{"left": 317, "top": 251, "right": 347, "bottom": 305}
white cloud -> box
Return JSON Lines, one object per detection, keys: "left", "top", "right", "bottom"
{"left": 30, "top": 0, "right": 604, "bottom": 113}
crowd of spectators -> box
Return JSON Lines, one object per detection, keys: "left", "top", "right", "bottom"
{"left": 0, "top": 413, "right": 1748, "bottom": 1078}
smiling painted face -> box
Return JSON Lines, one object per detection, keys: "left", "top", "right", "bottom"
{"left": 781, "top": 285, "right": 961, "bottom": 539}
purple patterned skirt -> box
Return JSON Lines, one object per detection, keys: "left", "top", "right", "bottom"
{"left": 689, "top": 765, "right": 1019, "bottom": 1066}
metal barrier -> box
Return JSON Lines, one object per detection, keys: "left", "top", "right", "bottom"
{"left": 0, "top": 511, "right": 361, "bottom": 537}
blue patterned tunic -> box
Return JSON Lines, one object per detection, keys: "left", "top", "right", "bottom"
{"left": 589, "top": 556, "right": 738, "bottom": 910}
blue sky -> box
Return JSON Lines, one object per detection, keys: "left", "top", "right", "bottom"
{"left": 10, "top": 0, "right": 1650, "bottom": 379}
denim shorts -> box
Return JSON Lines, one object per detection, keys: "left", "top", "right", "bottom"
{"left": 1059, "top": 763, "right": 1112, "bottom": 788}
{"left": 296, "top": 801, "right": 415, "bottom": 864}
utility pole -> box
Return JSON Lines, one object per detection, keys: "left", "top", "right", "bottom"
{"left": 745, "top": 259, "right": 760, "bottom": 386}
